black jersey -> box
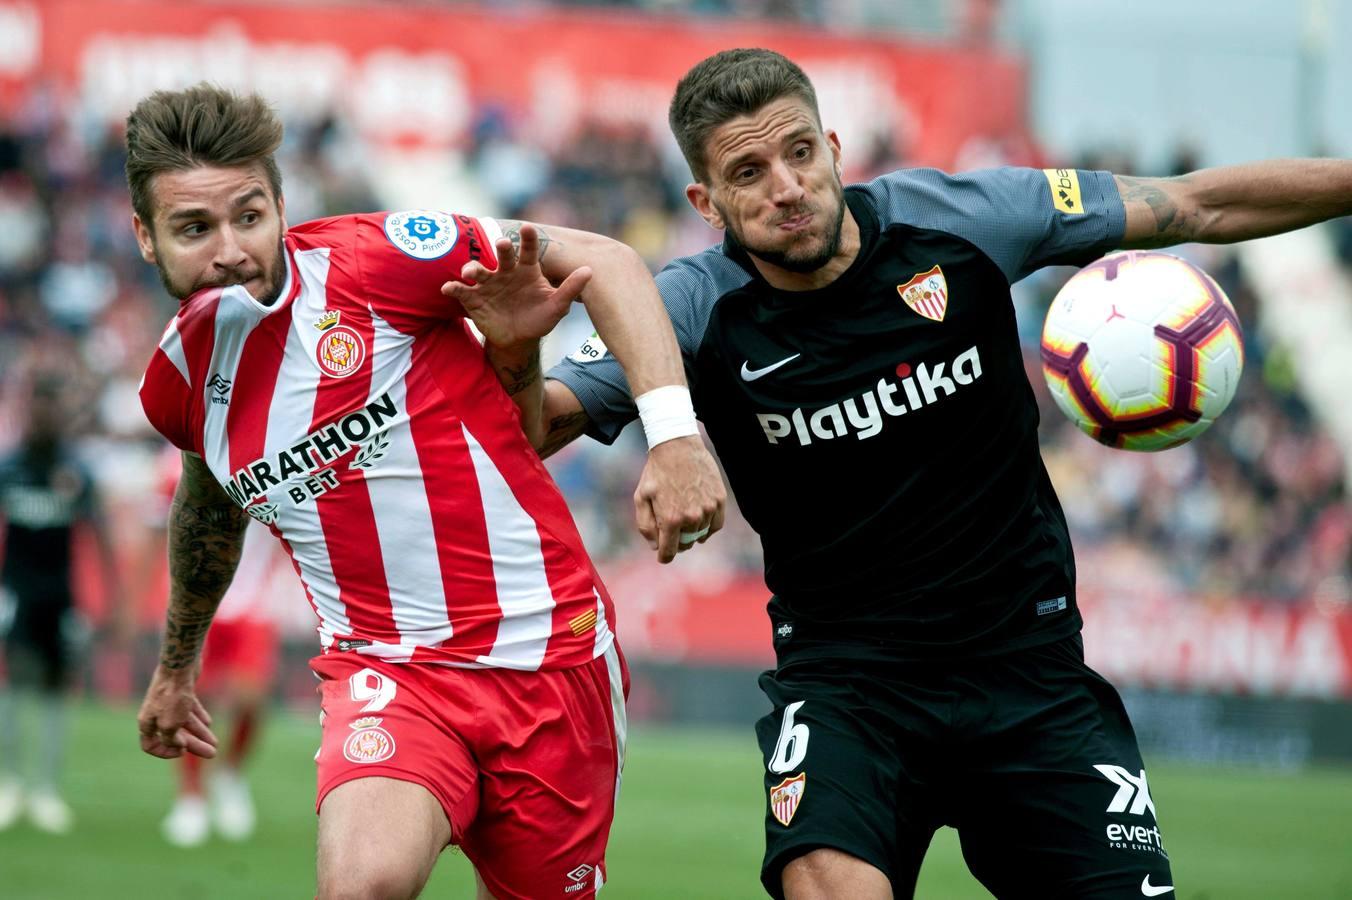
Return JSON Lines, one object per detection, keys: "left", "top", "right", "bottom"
{"left": 551, "top": 167, "right": 1125, "bottom": 659}
{"left": 0, "top": 446, "right": 96, "bottom": 594}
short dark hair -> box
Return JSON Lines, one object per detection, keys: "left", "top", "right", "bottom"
{"left": 125, "top": 83, "right": 284, "bottom": 227}
{"left": 668, "top": 48, "right": 821, "bottom": 184}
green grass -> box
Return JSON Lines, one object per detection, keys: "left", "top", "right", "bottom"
{"left": 1, "top": 704, "right": 1350, "bottom": 898}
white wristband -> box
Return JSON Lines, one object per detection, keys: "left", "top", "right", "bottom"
{"left": 635, "top": 385, "right": 699, "bottom": 450}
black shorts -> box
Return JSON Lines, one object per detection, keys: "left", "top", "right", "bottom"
{"left": 754, "top": 635, "right": 1174, "bottom": 899}
{"left": 1, "top": 586, "right": 77, "bottom": 690}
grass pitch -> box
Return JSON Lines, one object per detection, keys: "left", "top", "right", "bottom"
{"left": 0, "top": 703, "right": 1349, "bottom": 898}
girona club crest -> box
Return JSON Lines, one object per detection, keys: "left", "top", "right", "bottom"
{"left": 898, "top": 265, "right": 949, "bottom": 323}
{"left": 317, "top": 325, "right": 366, "bottom": 378}
{"left": 343, "top": 716, "right": 396, "bottom": 764}
{"left": 769, "top": 773, "right": 806, "bottom": 827}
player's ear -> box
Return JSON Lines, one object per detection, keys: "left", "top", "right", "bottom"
{"left": 685, "top": 182, "right": 724, "bottom": 231}
{"left": 826, "top": 129, "right": 843, "bottom": 180}
{"left": 276, "top": 193, "right": 287, "bottom": 230}
{"left": 132, "top": 214, "right": 157, "bottom": 265}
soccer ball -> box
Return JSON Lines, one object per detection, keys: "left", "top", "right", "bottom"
{"left": 1040, "top": 250, "right": 1244, "bottom": 451}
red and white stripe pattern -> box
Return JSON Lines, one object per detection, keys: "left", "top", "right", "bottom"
{"left": 141, "top": 213, "right": 615, "bottom": 671}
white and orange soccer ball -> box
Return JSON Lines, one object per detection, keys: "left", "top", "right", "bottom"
{"left": 1040, "top": 250, "right": 1244, "bottom": 451}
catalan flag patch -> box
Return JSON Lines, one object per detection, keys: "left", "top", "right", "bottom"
{"left": 569, "top": 609, "right": 598, "bottom": 636}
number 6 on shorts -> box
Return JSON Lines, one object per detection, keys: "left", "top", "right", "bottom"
{"left": 769, "top": 700, "right": 809, "bottom": 773}
{"left": 349, "top": 667, "right": 397, "bottom": 712}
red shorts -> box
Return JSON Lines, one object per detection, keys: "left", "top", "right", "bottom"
{"left": 196, "top": 617, "right": 280, "bottom": 695}
{"left": 311, "top": 643, "right": 629, "bottom": 900}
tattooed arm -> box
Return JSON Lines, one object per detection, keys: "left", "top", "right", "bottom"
{"left": 135, "top": 451, "right": 243, "bottom": 760}
{"left": 161, "top": 451, "right": 247, "bottom": 668}
{"left": 486, "top": 339, "right": 546, "bottom": 448}
{"left": 1117, "top": 160, "right": 1352, "bottom": 249}
{"left": 539, "top": 382, "right": 594, "bottom": 460}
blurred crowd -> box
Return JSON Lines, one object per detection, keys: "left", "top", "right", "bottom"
{"left": 514, "top": 0, "right": 1003, "bottom": 42}
{"left": 0, "top": 78, "right": 1348, "bottom": 653}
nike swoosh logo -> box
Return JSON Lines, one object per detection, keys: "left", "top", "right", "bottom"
{"left": 740, "top": 353, "right": 801, "bottom": 382}
{"left": 1141, "top": 875, "right": 1174, "bottom": 896}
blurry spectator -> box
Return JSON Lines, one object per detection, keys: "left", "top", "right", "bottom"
{"left": 0, "top": 377, "right": 122, "bottom": 835}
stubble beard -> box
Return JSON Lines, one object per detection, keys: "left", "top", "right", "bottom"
{"left": 719, "top": 177, "right": 847, "bottom": 275}
{"left": 155, "top": 234, "right": 288, "bottom": 305}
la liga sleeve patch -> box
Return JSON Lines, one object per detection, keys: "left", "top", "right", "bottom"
{"left": 383, "top": 210, "right": 461, "bottom": 259}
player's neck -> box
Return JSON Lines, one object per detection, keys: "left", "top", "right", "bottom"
{"left": 751, "top": 206, "right": 861, "bottom": 292}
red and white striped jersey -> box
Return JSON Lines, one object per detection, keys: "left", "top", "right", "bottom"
{"left": 139, "top": 211, "right": 615, "bottom": 671}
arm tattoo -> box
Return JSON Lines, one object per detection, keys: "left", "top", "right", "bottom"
{"left": 496, "top": 346, "right": 542, "bottom": 396}
{"left": 539, "top": 410, "right": 591, "bottom": 459}
{"left": 1117, "top": 175, "right": 1201, "bottom": 247}
{"left": 499, "top": 220, "right": 560, "bottom": 261}
{"left": 161, "top": 455, "right": 247, "bottom": 670}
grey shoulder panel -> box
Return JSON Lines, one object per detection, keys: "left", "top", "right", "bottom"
{"left": 859, "top": 167, "right": 1126, "bottom": 282}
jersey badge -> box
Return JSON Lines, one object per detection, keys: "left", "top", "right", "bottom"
{"left": 316, "top": 325, "right": 366, "bottom": 379}
{"left": 314, "top": 310, "right": 341, "bottom": 331}
{"left": 769, "top": 773, "right": 805, "bottom": 826}
{"left": 1042, "top": 168, "right": 1085, "bottom": 215}
{"left": 343, "top": 716, "right": 396, "bottom": 764}
{"left": 383, "top": 210, "right": 459, "bottom": 260}
{"left": 897, "top": 265, "right": 949, "bottom": 323}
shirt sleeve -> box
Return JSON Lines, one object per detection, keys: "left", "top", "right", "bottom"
{"left": 353, "top": 210, "right": 501, "bottom": 333}
{"left": 862, "top": 167, "right": 1126, "bottom": 283}
{"left": 546, "top": 255, "right": 715, "bottom": 445}
{"left": 139, "top": 318, "right": 198, "bottom": 453}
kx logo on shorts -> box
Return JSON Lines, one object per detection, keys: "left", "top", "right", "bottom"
{"left": 1093, "top": 764, "right": 1155, "bottom": 816}
{"left": 1097, "top": 764, "right": 1168, "bottom": 861}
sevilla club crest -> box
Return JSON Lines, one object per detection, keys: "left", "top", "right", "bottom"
{"left": 317, "top": 325, "right": 366, "bottom": 378}
{"left": 769, "top": 773, "right": 806, "bottom": 827}
{"left": 898, "top": 265, "right": 949, "bottom": 323}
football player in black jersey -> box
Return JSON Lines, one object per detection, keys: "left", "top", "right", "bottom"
{"left": 474, "top": 48, "right": 1349, "bottom": 900}
{"left": 0, "top": 377, "right": 120, "bottom": 834}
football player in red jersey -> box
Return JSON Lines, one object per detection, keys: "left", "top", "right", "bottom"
{"left": 126, "top": 84, "right": 725, "bottom": 899}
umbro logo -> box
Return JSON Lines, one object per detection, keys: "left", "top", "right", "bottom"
{"left": 207, "top": 373, "right": 232, "bottom": 406}
{"left": 740, "top": 353, "right": 800, "bottom": 382}
{"left": 564, "top": 863, "right": 595, "bottom": 893}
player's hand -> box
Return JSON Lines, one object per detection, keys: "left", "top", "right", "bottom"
{"left": 441, "top": 223, "right": 592, "bottom": 349}
{"left": 634, "top": 435, "right": 727, "bottom": 564}
{"left": 137, "top": 666, "right": 217, "bottom": 760}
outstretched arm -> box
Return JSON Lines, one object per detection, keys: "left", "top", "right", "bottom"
{"left": 494, "top": 219, "right": 686, "bottom": 399}
{"left": 509, "top": 221, "right": 726, "bottom": 563}
{"left": 446, "top": 221, "right": 727, "bottom": 563}
{"left": 1117, "top": 159, "right": 1352, "bottom": 249}
{"left": 136, "top": 451, "right": 244, "bottom": 760}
